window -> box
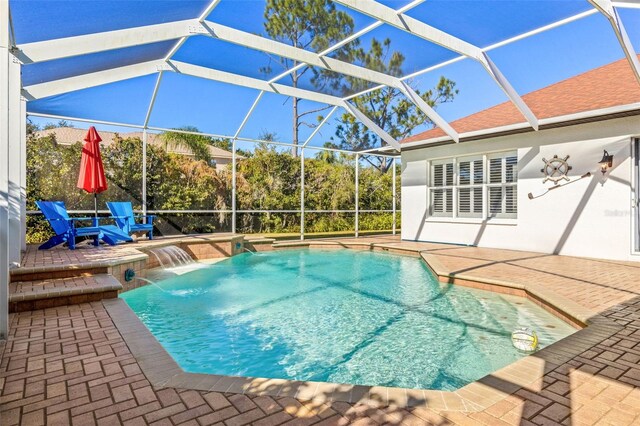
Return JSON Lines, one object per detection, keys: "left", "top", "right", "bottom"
{"left": 429, "top": 160, "right": 454, "bottom": 216}
{"left": 487, "top": 153, "right": 517, "bottom": 219}
{"left": 428, "top": 151, "right": 517, "bottom": 220}
{"left": 457, "top": 157, "right": 483, "bottom": 218}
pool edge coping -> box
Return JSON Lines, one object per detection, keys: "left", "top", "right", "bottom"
{"left": 105, "top": 242, "right": 622, "bottom": 412}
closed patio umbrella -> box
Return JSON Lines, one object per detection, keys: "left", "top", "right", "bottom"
{"left": 77, "top": 126, "right": 108, "bottom": 221}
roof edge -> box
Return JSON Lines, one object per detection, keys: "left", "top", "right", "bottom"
{"left": 401, "top": 102, "right": 640, "bottom": 150}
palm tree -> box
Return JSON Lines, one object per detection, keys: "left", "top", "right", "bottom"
{"left": 315, "top": 141, "right": 339, "bottom": 163}
{"left": 160, "top": 126, "right": 212, "bottom": 163}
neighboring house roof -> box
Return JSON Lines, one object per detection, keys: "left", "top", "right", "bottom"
{"left": 35, "top": 127, "right": 239, "bottom": 159}
{"left": 402, "top": 56, "right": 640, "bottom": 146}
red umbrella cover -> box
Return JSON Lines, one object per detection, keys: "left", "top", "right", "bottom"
{"left": 77, "top": 126, "right": 108, "bottom": 194}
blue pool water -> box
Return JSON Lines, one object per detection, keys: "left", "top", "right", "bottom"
{"left": 122, "top": 249, "right": 576, "bottom": 390}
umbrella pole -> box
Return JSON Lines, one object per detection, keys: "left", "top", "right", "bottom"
{"left": 93, "top": 193, "right": 100, "bottom": 246}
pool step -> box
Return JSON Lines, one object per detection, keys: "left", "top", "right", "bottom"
{"left": 244, "top": 237, "right": 276, "bottom": 252}
{"left": 9, "top": 274, "right": 122, "bottom": 313}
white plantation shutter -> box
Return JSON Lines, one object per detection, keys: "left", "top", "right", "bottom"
{"left": 489, "top": 157, "right": 502, "bottom": 184}
{"left": 487, "top": 152, "right": 518, "bottom": 219}
{"left": 430, "top": 160, "right": 454, "bottom": 217}
{"left": 457, "top": 156, "right": 483, "bottom": 218}
{"left": 428, "top": 152, "right": 517, "bottom": 220}
{"left": 506, "top": 155, "right": 517, "bottom": 183}
{"left": 489, "top": 186, "right": 503, "bottom": 215}
{"left": 505, "top": 186, "right": 517, "bottom": 214}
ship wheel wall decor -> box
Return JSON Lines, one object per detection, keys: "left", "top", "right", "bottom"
{"left": 541, "top": 155, "right": 572, "bottom": 185}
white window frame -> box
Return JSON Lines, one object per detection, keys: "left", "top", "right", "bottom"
{"left": 426, "top": 151, "right": 518, "bottom": 222}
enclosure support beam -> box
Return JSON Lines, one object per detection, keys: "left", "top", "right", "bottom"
{"left": 355, "top": 154, "right": 359, "bottom": 238}
{"left": 22, "top": 60, "right": 163, "bottom": 100}
{"left": 231, "top": 140, "right": 237, "bottom": 234}
{"left": 144, "top": 72, "right": 164, "bottom": 127}
{"left": 301, "top": 106, "right": 338, "bottom": 148}
{"left": 392, "top": 159, "right": 397, "bottom": 235}
{"left": 28, "top": 112, "right": 399, "bottom": 157}
{"left": 142, "top": 130, "right": 148, "bottom": 216}
{"left": 164, "top": 0, "right": 223, "bottom": 61}
{"left": 200, "top": 20, "right": 400, "bottom": 89}
{"left": 268, "top": 0, "right": 425, "bottom": 85}
{"left": 343, "top": 102, "right": 401, "bottom": 150}
{"left": 8, "top": 53, "right": 22, "bottom": 266}
{"left": 1, "top": 0, "right": 11, "bottom": 339}
{"left": 300, "top": 150, "right": 305, "bottom": 241}
{"left": 397, "top": 81, "right": 459, "bottom": 142}
{"left": 230, "top": 91, "right": 265, "bottom": 236}
{"left": 345, "top": 10, "right": 597, "bottom": 101}
{"left": 613, "top": 1, "right": 640, "bottom": 8}
{"left": 22, "top": 59, "right": 343, "bottom": 106}
{"left": 589, "top": 0, "right": 640, "bottom": 85}
{"left": 19, "top": 97, "right": 26, "bottom": 252}
{"left": 333, "top": 0, "right": 538, "bottom": 130}
{"left": 141, "top": 72, "right": 165, "bottom": 216}
{"left": 234, "top": 91, "right": 265, "bottom": 140}
{"left": 168, "top": 61, "right": 344, "bottom": 106}
{"left": 16, "top": 19, "right": 197, "bottom": 64}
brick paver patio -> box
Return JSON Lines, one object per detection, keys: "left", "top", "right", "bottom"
{"left": 2, "top": 236, "right": 640, "bottom": 425}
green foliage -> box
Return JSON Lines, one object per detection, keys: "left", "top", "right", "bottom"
{"left": 236, "top": 148, "right": 301, "bottom": 233}
{"left": 42, "top": 120, "right": 73, "bottom": 130}
{"left": 159, "top": 126, "right": 233, "bottom": 162}
{"left": 103, "top": 136, "right": 230, "bottom": 234}
{"left": 26, "top": 132, "right": 400, "bottom": 242}
{"left": 336, "top": 38, "right": 458, "bottom": 172}
{"left": 262, "top": 0, "right": 356, "bottom": 154}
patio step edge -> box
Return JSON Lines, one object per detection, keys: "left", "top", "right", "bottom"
{"left": 9, "top": 274, "right": 122, "bottom": 313}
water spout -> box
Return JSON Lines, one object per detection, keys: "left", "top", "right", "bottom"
{"left": 243, "top": 247, "right": 257, "bottom": 255}
{"left": 148, "top": 246, "right": 195, "bottom": 268}
{"left": 135, "top": 276, "right": 168, "bottom": 293}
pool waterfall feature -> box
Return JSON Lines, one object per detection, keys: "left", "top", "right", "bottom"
{"left": 147, "top": 245, "right": 195, "bottom": 268}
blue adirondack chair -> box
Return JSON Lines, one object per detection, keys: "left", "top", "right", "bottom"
{"left": 36, "top": 201, "right": 133, "bottom": 250}
{"left": 106, "top": 202, "right": 155, "bottom": 240}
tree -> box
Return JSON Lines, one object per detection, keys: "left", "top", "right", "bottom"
{"left": 315, "top": 141, "right": 339, "bottom": 164}
{"left": 43, "top": 119, "right": 74, "bottom": 130}
{"left": 236, "top": 147, "right": 301, "bottom": 233}
{"left": 255, "top": 130, "right": 279, "bottom": 153}
{"left": 210, "top": 137, "right": 233, "bottom": 152}
{"left": 160, "top": 126, "right": 232, "bottom": 163}
{"left": 262, "top": 0, "right": 356, "bottom": 157}
{"left": 336, "top": 38, "right": 458, "bottom": 173}
{"left": 26, "top": 128, "right": 401, "bottom": 242}
{"left": 103, "top": 137, "right": 229, "bottom": 234}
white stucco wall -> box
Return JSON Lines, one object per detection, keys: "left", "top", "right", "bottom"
{"left": 401, "top": 116, "right": 640, "bottom": 261}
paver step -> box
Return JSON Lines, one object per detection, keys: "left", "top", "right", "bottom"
{"left": 10, "top": 264, "right": 111, "bottom": 282}
{"left": 9, "top": 274, "right": 122, "bottom": 313}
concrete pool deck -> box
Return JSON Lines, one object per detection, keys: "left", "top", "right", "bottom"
{"left": 2, "top": 235, "right": 640, "bottom": 425}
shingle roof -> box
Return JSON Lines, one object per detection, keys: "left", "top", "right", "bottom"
{"left": 35, "top": 127, "right": 237, "bottom": 159}
{"left": 402, "top": 56, "right": 640, "bottom": 144}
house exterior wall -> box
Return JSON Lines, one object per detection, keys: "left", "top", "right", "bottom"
{"left": 401, "top": 116, "right": 640, "bottom": 261}
{"left": 214, "top": 157, "right": 232, "bottom": 171}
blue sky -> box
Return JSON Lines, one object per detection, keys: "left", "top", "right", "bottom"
{"left": 13, "top": 0, "right": 640, "bottom": 150}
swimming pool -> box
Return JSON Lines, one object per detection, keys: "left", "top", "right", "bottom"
{"left": 122, "top": 249, "right": 576, "bottom": 391}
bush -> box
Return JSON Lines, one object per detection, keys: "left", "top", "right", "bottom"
{"left": 27, "top": 132, "right": 400, "bottom": 242}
